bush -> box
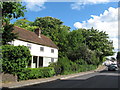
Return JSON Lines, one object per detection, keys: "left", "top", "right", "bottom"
{"left": 49, "top": 62, "right": 62, "bottom": 75}
{"left": 49, "top": 57, "right": 98, "bottom": 75}
{"left": 2, "top": 45, "right": 31, "bottom": 74}
{"left": 17, "top": 67, "right": 55, "bottom": 81}
{"left": 77, "top": 65, "right": 97, "bottom": 72}
{"left": 58, "top": 57, "right": 73, "bottom": 74}
{"left": 75, "top": 59, "right": 87, "bottom": 65}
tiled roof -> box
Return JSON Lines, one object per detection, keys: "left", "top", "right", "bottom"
{"left": 12, "top": 26, "right": 58, "bottom": 49}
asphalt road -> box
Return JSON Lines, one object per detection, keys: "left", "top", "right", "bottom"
{"left": 16, "top": 69, "right": 120, "bottom": 89}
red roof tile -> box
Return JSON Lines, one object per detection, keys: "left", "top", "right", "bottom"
{"left": 12, "top": 26, "right": 58, "bottom": 49}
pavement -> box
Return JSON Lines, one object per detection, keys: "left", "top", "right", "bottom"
{"left": 1, "top": 65, "right": 106, "bottom": 89}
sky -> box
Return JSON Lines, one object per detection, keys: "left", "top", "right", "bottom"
{"left": 11, "top": 0, "right": 119, "bottom": 58}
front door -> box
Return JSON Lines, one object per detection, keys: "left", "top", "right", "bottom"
{"left": 33, "top": 56, "right": 37, "bottom": 68}
{"left": 39, "top": 57, "right": 43, "bottom": 67}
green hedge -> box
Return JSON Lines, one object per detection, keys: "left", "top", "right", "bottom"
{"left": 2, "top": 45, "right": 31, "bottom": 74}
{"left": 17, "top": 67, "right": 55, "bottom": 81}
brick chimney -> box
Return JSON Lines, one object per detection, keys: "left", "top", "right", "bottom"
{"left": 34, "top": 28, "right": 41, "bottom": 38}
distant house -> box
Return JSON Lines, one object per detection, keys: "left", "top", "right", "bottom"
{"left": 9, "top": 26, "right": 58, "bottom": 68}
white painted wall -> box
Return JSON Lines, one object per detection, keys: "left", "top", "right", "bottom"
{"left": 43, "top": 57, "right": 58, "bottom": 67}
{"left": 13, "top": 39, "right": 58, "bottom": 67}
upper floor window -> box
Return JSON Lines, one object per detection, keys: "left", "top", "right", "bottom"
{"left": 51, "top": 49, "right": 54, "bottom": 53}
{"left": 27, "top": 43, "right": 31, "bottom": 49}
{"left": 40, "top": 47, "right": 44, "bottom": 52}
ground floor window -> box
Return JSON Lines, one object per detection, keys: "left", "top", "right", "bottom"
{"left": 51, "top": 58, "right": 54, "bottom": 63}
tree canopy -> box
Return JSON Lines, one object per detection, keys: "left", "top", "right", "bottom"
{"left": 1, "top": 2, "right": 26, "bottom": 45}
{"left": 1, "top": 2, "right": 26, "bottom": 20}
{"left": 32, "top": 16, "right": 71, "bottom": 57}
{"left": 14, "top": 18, "right": 38, "bottom": 32}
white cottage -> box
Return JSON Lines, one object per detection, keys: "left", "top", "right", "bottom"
{"left": 11, "top": 26, "right": 58, "bottom": 68}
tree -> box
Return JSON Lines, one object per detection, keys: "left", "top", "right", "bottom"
{"left": 2, "top": 23, "right": 18, "bottom": 45}
{"left": 14, "top": 18, "right": 38, "bottom": 32}
{"left": 66, "top": 29, "right": 85, "bottom": 60}
{"left": 80, "top": 27, "right": 114, "bottom": 62}
{"left": 32, "top": 16, "right": 70, "bottom": 57}
{"left": 1, "top": 2, "right": 26, "bottom": 44}
{"left": 1, "top": 2, "right": 26, "bottom": 20}
{"left": 32, "top": 16, "right": 64, "bottom": 37}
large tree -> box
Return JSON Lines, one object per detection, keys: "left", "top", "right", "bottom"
{"left": 32, "top": 16, "right": 70, "bottom": 57}
{"left": 1, "top": 2, "right": 26, "bottom": 20}
{"left": 66, "top": 29, "right": 100, "bottom": 65}
{"left": 32, "top": 16, "right": 64, "bottom": 36}
{"left": 1, "top": 2, "right": 26, "bottom": 44}
{"left": 14, "top": 18, "right": 38, "bottom": 32}
{"left": 81, "top": 27, "right": 114, "bottom": 61}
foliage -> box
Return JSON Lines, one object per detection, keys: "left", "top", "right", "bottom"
{"left": 2, "top": 45, "right": 31, "bottom": 74}
{"left": 49, "top": 62, "right": 62, "bottom": 75}
{"left": 32, "top": 16, "right": 70, "bottom": 57}
{"left": 1, "top": 2, "right": 26, "bottom": 45}
{"left": 32, "top": 16, "right": 63, "bottom": 36}
{"left": 81, "top": 27, "right": 114, "bottom": 58}
{"left": 17, "top": 67, "right": 55, "bottom": 81}
{"left": 14, "top": 18, "right": 39, "bottom": 32}
{"left": 1, "top": 2, "right": 26, "bottom": 20}
{"left": 75, "top": 59, "right": 87, "bottom": 65}
{"left": 49, "top": 57, "right": 97, "bottom": 75}
{"left": 2, "top": 23, "right": 18, "bottom": 45}
{"left": 67, "top": 30, "right": 85, "bottom": 48}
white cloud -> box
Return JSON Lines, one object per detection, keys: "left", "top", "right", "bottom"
{"left": 74, "top": 7, "right": 118, "bottom": 57}
{"left": 71, "top": 0, "right": 119, "bottom": 10}
{"left": 23, "top": 0, "right": 47, "bottom": 12}
{"left": 74, "top": 22, "right": 83, "bottom": 28}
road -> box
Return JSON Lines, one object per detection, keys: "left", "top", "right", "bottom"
{"left": 17, "top": 69, "right": 120, "bottom": 88}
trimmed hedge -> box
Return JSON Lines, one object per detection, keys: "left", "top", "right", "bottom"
{"left": 2, "top": 45, "right": 31, "bottom": 74}
{"left": 17, "top": 67, "right": 55, "bottom": 81}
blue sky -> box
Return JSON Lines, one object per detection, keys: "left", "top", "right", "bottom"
{"left": 11, "top": 0, "right": 119, "bottom": 58}
{"left": 11, "top": 1, "right": 118, "bottom": 30}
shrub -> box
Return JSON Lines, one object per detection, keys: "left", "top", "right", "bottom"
{"left": 49, "top": 62, "right": 62, "bottom": 75}
{"left": 49, "top": 57, "right": 97, "bottom": 75}
{"left": 77, "top": 65, "right": 97, "bottom": 72}
{"left": 58, "top": 57, "right": 73, "bottom": 74}
{"left": 2, "top": 45, "right": 31, "bottom": 74}
{"left": 17, "top": 67, "right": 55, "bottom": 81}
{"left": 75, "top": 59, "right": 87, "bottom": 65}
